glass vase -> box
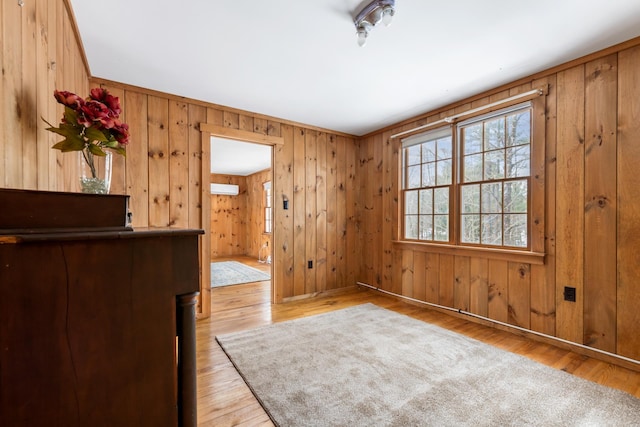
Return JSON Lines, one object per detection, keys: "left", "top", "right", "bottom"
{"left": 79, "top": 150, "right": 112, "bottom": 194}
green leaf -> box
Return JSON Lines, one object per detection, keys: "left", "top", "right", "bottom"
{"left": 88, "top": 144, "right": 106, "bottom": 156}
{"left": 63, "top": 107, "right": 79, "bottom": 126}
{"left": 111, "top": 146, "right": 127, "bottom": 157}
{"left": 52, "top": 137, "right": 85, "bottom": 152}
{"left": 84, "top": 126, "right": 110, "bottom": 142}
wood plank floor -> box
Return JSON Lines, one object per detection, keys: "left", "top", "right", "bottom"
{"left": 197, "top": 257, "right": 640, "bottom": 426}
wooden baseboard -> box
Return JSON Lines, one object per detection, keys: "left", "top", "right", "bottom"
{"left": 358, "top": 282, "right": 640, "bottom": 373}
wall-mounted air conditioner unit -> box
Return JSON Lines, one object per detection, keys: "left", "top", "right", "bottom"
{"left": 210, "top": 183, "right": 239, "bottom": 196}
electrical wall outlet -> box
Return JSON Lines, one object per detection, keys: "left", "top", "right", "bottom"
{"left": 564, "top": 286, "right": 576, "bottom": 302}
{"left": 308, "top": 260, "right": 313, "bottom": 269}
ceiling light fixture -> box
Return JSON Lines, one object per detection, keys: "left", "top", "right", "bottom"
{"left": 354, "top": 0, "right": 395, "bottom": 47}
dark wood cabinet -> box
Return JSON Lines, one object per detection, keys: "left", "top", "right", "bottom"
{"left": 0, "top": 190, "right": 201, "bottom": 427}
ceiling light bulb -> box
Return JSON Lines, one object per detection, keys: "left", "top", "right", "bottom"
{"left": 381, "top": 6, "right": 394, "bottom": 26}
{"left": 357, "top": 28, "right": 368, "bottom": 47}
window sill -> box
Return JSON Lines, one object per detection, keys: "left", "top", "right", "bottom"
{"left": 392, "top": 240, "right": 545, "bottom": 265}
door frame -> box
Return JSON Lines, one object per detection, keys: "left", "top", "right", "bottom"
{"left": 198, "top": 123, "right": 284, "bottom": 318}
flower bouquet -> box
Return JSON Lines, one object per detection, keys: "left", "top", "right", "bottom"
{"left": 43, "top": 88, "right": 130, "bottom": 194}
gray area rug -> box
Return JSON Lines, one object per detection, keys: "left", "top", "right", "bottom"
{"left": 210, "top": 261, "right": 270, "bottom": 288}
{"left": 216, "top": 303, "right": 640, "bottom": 426}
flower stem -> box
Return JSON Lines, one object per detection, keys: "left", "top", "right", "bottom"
{"left": 82, "top": 148, "right": 97, "bottom": 178}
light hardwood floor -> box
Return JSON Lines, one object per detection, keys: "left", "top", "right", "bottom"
{"left": 197, "top": 257, "right": 640, "bottom": 426}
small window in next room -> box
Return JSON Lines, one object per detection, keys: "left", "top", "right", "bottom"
{"left": 264, "top": 181, "right": 272, "bottom": 234}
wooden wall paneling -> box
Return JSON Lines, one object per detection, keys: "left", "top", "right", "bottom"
{"left": 168, "top": 100, "right": 189, "bottom": 228}
{"left": 425, "top": 252, "right": 439, "bottom": 304}
{"left": 469, "top": 257, "right": 489, "bottom": 317}
{"left": 60, "top": 3, "right": 73, "bottom": 190}
{"left": 401, "top": 249, "right": 414, "bottom": 297}
{"left": 3, "top": 0, "right": 23, "bottom": 188}
{"left": 245, "top": 169, "right": 271, "bottom": 258}
{"left": 617, "top": 46, "right": 640, "bottom": 360}
{"left": 124, "top": 91, "right": 149, "bottom": 227}
{"left": 412, "top": 251, "right": 426, "bottom": 301}
{"left": 244, "top": 172, "right": 257, "bottom": 257}
{"left": 487, "top": 259, "right": 509, "bottom": 323}
{"left": 583, "top": 55, "right": 618, "bottom": 353}
{"left": 292, "top": 127, "right": 306, "bottom": 296}
{"left": 188, "top": 103, "right": 207, "bottom": 314}
{"left": 21, "top": 0, "right": 37, "bottom": 190}
{"left": 315, "top": 132, "right": 327, "bottom": 292}
{"left": 35, "top": 0, "right": 50, "bottom": 190}
{"left": 147, "top": 96, "right": 170, "bottom": 227}
{"left": 267, "top": 120, "right": 281, "bottom": 138}
{"left": 223, "top": 111, "right": 239, "bottom": 129}
{"left": 439, "top": 254, "right": 455, "bottom": 307}
{"left": 454, "top": 256, "right": 471, "bottom": 311}
{"left": 326, "top": 135, "right": 338, "bottom": 290}
{"left": 188, "top": 104, "right": 207, "bottom": 231}
{"left": 555, "top": 65, "right": 585, "bottom": 344}
{"left": 209, "top": 174, "right": 246, "bottom": 257}
{"left": 381, "top": 132, "right": 394, "bottom": 292}
{"left": 508, "top": 262, "right": 531, "bottom": 328}
{"left": 46, "top": 0, "right": 59, "bottom": 190}
{"left": 345, "top": 137, "right": 357, "bottom": 287}
{"left": 530, "top": 75, "right": 556, "bottom": 336}
{"left": 335, "top": 136, "right": 347, "bottom": 288}
{"left": 304, "top": 130, "right": 318, "bottom": 294}
{"left": 239, "top": 114, "right": 253, "bottom": 132}
{"left": 53, "top": 0, "right": 65, "bottom": 191}
{"left": 0, "top": 0, "right": 4, "bottom": 185}
{"left": 274, "top": 124, "right": 294, "bottom": 301}
{"left": 373, "top": 133, "right": 384, "bottom": 287}
{"left": 361, "top": 135, "right": 376, "bottom": 285}
{"left": 253, "top": 117, "right": 267, "bottom": 134}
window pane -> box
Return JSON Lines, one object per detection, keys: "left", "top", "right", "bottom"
{"left": 506, "top": 145, "right": 530, "bottom": 178}
{"left": 464, "top": 154, "right": 483, "bottom": 182}
{"left": 464, "top": 124, "right": 483, "bottom": 154}
{"left": 434, "top": 215, "right": 449, "bottom": 241}
{"left": 504, "top": 180, "right": 528, "bottom": 213}
{"left": 434, "top": 187, "right": 449, "bottom": 214}
{"left": 504, "top": 214, "right": 528, "bottom": 247}
{"left": 405, "top": 190, "right": 418, "bottom": 214}
{"left": 481, "top": 182, "right": 502, "bottom": 213}
{"left": 422, "top": 163, "right": 436, "bottom": 187}
{"left": 407, "top": 165, "right": 421, "bottom": 189}
{"left": 484, "top": 150, "right": 505, "bottom": 180}
{"left": 405, "top": 215, "right": 418, "bottom": 239}
{"left": 484, "top": 118, "right": 505, "bottom": 150}
{"left": 436, "top": 159, "right": 452, "bottom": 185}
{"left": 506, "top": 111, "right": 530, "bottom": 147}
{"left": 481, "top": 214, "right": 502, "bottom": 245}
{"left": 422, "top": 140, "right": 436, "bottom": 162}
{"left": 407, "top": 145, "right": 421, "bottom": 166}
{"left": 419, "top": 189, "right": 433, "bottom": 214}
{"left": 461, "top": 214, "right": 480, "bottom": 243}
{"left": 419, "top": 215, "right": 433, "bottom": 240}
{"left": 437, "top": 137, "right": 452, "bottom": 160}
{"left": 461, "top": 184, "right": 480, "bottom": 213}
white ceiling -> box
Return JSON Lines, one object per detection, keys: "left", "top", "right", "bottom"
{"left": 70, "top": 0, "right": 640, "bottom": 136}
{"left": 210, "top": 138, "right": 272, "bottom": 176}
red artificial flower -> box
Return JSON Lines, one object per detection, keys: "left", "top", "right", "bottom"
{"left": 112, "top": 121, "right": 130, "bottom": 145}
{"left": 81, "top": 100, "right": 117, "bottom": 129}
{"left": 53, "top": 90, "right": 84, "bottom": 110}
{"left": 90, "top": 87, "right": 121, "bottom": 116}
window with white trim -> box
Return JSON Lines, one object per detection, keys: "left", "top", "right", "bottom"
{"left": 264, "top": 181, "right": 272, "bottom": 234}
{"left": 401, "top": 102, "right": 532, "bottom": 249}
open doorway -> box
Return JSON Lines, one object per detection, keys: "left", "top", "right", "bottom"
{"left": 209, "top": 137, "right": 273, "bottom": 289}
